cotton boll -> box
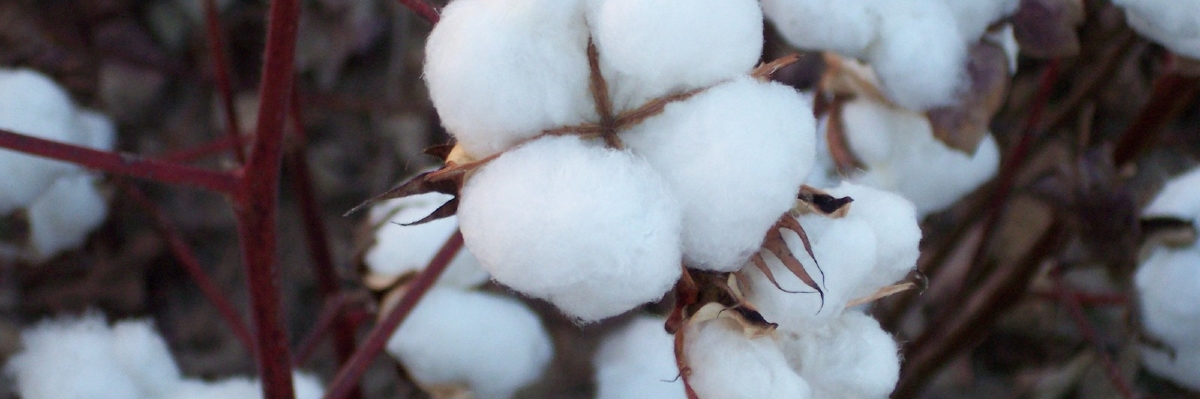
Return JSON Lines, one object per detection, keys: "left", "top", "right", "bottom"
{"left": 1143, "top": 167, "right": 1200, "bottom": 223}
{"left": 823, "top": 182, "right": 921, "bottom": 298}
{"left": 365, "top": 193, "right": 489, "bottom": 289}
{"left": 587, "top": 0, "right": 763, "bottom": 111}
{"left": 684, "top": 317, "right": 812, "bottom": 399}
{"left": 867, "top": 0, "right": 968, "bottom": 110}
{"left": 1136, "top": 247, "right": 1200, "bottom": 352}
{"left": 386, "top": 287, "right": 553, "bottom": 399}
{"left": 73, "top": 109, "right": 118, "bottom": 151}
{"left": 0, "top": 69, "right": 83, "bottom": 214}
{"left": 424, "top": 0, "right": 595, "bottom": 158}
{"left": 1111, "top": 0, "right": 1200, "bottom": 58}
{"left": 110, "top": 320, "right": 183, "bottom": 398}
{"left": 940, "top": 0, "right": 1020, "bottom": 40}
{"left": 458, "top": 135, "right": 682, "bottom": 321}
{"left": 594, "top": 316, "right": 686, "bottom": 399}
{"left": 168, "top": 372, "right": 324, "bottom": 399}
{"left": 4, "top": 314, "right": 142, "bottom": 399}
{"left": 778, "top": 311, "right": 900, "bottom": 398}
{"left": 292, "top": 372, "right": 326, "bottom": 399}
{"left": 622, "top": 77, "right": 815, "bottom": 272}
{"left": 745, "top": 215, "right": 879, "bottom": 330}
{"left": 25, "top": 174, "right": 110, "bottom": 261}
{"left": 760, "top": 0, "right": 878, "bottom": 57}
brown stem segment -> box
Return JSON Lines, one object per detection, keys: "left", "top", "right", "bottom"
{"left": 322, "top": 231, "right": 464, "bottom": 399}
{"left": 236, "top": 0, "right": 302, "bottom": 397}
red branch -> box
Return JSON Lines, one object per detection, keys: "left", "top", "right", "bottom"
{"left": 156, "top": 134, "right": 243, "bottom": 164}
{"left": 396, "top": 0, "right": 440, "bottom": 24}
{"left": 322, "top": 231, "right": 464, "bottom": 399}
{"left": 0, "top": 129, "right": 238, "bottom": 193}
{"left": 294, "top": 294, "right": 353, "bottom": 365}
{"left": 1051, "top": 272, "right": 1140, "bottom": 399}
{"left": 203, "top": 0, "right": 247, "bottom": 163}
{"left": 119, "top": 181, "right": 256, "bottom": 353}
{"left": 1112, "top": 73, "right": 1200, "bottom": 167}
{"left": 234, "top": 0, "right": 303, "bottom": 397}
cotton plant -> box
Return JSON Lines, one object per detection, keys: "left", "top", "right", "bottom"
{"left": 360, "top": 193, "right": 554, "bottom": 399}
{"left": 1135, "top": 167, "right": 1200, "bottom": 391}
{"left": 1109, "top": 0, "right": 1200, "bottom": 59}
{"left": 0, "top": 68, "right": 117, "bottom": 261}
{"left": 3, "top": 313, "right": 324, "bottom": 399}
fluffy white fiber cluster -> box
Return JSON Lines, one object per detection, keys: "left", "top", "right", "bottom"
{"left": 0, "top": 68, "right": 116, "bottom": 261}
{"left": 4, "top": 313, "right": 324, "bottom": 399}
{"left": 1136, "top": 167, "right": 1200, "bottom": 390}
{"left": 1110, "top": 0, "right": 1200, "bottom": 59}
{"left": 761, "top": 0, "right": 1018, "bottom": 110}
{"left": 685, "top": 182, "right": 918, "bottom": 399}
{"left": 592, "top": 316, "right": 686, "bottom": 399}
{"left": 432, "top": 0, "right": 817, "bottom": 322}
{"left": 365, "top": 194, "right": 554, "bottom": 399}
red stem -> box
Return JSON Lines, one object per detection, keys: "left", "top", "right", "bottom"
{"left": 203, "top": 0, "right": 248, "bottom": 163}
{"left": 1051, "top": 272, "right": 1140, "bottom": 399}
{"left": 294, "top": 294, "right": 351, "bottom": 365}
{"left": 235, "top": 0, "right": 302, "bottom": 397}
{"left": 322, "top": 231, "right": 464, "bottom": 399}
{"left": 1112, "top": 73, "right": 1200, "bottom": 167}
{"left": 156, "top": 134, "right": 243, "bottom": 164}
{"left": 285, "top": 89, "right": 362, "bottom": 398}
{"left": 396, "top": 0, "right": 440, "bottom": 24}
{"left": 0, "top": 129, "right": 238, "bottom": 193}
{"left": 119, "top": 181, "right": 257, "bottom": 353}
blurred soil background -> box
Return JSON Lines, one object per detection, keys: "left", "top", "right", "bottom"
{"left": 0, "top": 0, "right": 1197, "bottom": 398}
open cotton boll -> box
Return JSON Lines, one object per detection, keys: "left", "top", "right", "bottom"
{"left": 1111, "top": 0, "right": 1200, "bottom": 58}
{"left": 760, "top": 0, "right": 877, "bottom": 57}
{"left": 779, "top": 311, "right": 900, "bottom": 399}
{"left": 745, "top": 215, "right": 879, "bottom": 330}
{"left": 622, "top": 77, "right": 815, "bottom": 272}
{"left": 4, "top": 314, "right": 142, "bottom": 399}
{"left": 822, "top": 182, "right": 921, "bottom": 298}
{"left": 25, "top": 174, "right": 109, "bottom": 261}
{"left": 424, "top": 0, "right": 594, "bottom": 158}
{"left": 0, "top": 68, "right": 84, "bottom": 214}
{"left": 1143, "top": 167, "right": 1200, "bottom": 223}
{"left": 365, "top": 193, "right": 489, "bottom": 289}
{"left": 110, "top": 320, "right": 184, "bottom": 398}
{"left": 685, "top": 317, "right": 812, "bottom": 399}
{"left": 594, "top": 316, "right": 686, "bottom": 399}
{"left": 458, "top": 135, "right": 682, "bottom": 322}
{"left": 387, "top": 287, "right": 552, "bottom": 399}
{"left": 940, "top": 0, "right": 1020, "bottom": 41}
{"left": 586, "top": 0, "right": 763, "bottom": 111}
{"left": 73, "top": 109, "right": 118, "bottom": 152}
{"left": 867, "top": 0, "right": 968, "bottom": 110}
{"left": 1136, "top": 246, "right": 1200, "bottom": 390}
{"left": 168, "top": 372, "right": 324, "bottom": 399}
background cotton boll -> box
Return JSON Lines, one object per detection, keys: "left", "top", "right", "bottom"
{"left": 622, "top": 78, "right": 815, "bottom": 272}
{"left": 593, "top": 315, "right": 686, "bottom": 399}
{"left": 458, "top": 136, "right": 682, "bottom": 322}
{"left": 940, "top": 0, "right": 1020, "bottom": 40}
{"left": 1136, "top": 247, "right": 1200, "bottom": 355}
{"left": 168, "top": 372, "right": 324, "bottom": 399}
{"left": 4, "top": 314, "right": 142, "bottom": 399}
{"left": 760, "top": 0, "right": 877, "bottom": 57}
{"left": 110, "top": 320, "right": 184, "bottom": 398}
{"left": 73, "top": 109, "right": 118, "bottom": 151}
{"left": 387, "top": 287, "right": 552, "bottom": 399}
{"left": 0, "top": 69, "right": 84, "bottom": 214}
{"left": 685, "top": 317, "right": 812, "bottom": 399}
{"left": 779, "top": 311, "right": 900, "bottom": 399}
{"left": 823, "top": 182, "right": 921, "bottom": 298}
{"left": 587, "top": 0, "right": 763, "bottom": 111}
{"left": 365, "top": 194, "right": 489, "bottom": 289}
{"left": 1143, "top": 167, "right": 1200, "bottom": 222}
{"left": 25, "top": 174, "right": 110, "bottom": 261}
{"left": 745, "top": 215, "right": 879, "bottom": 330}
{"left": 867, "top": 0, "right": 967, "bottom": 110}
{"left": 424, "top": 0, "right": 594, "bottom": 158}
{"left": 1111, "top": 0, "right": 1200, "bottom": 58}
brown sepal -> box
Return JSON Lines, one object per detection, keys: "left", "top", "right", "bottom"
{"left": 926, "top": 40, "right": 1011, "bottom": 154}
{"left": 343, "top": 169, "right": 460, "bottom": 218}
{"left": 796, "top": 185, "right": 854, "bottom": 217}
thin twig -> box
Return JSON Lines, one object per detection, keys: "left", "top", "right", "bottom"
{"left": 1112, "top": 73, "right": 1200, "bottom": 167}
{"left": 203, "top": 0, "right": 247, "bottom": 163}
{"left": 396, "top": 0, "right": 439, "bottom": 25}
{"left": 156, "top": 134, "right": 245, "bottom": 164}
{"left": 322, "top": 231, "right": 464, "bottom": 399}
{"left": 1051, "top": 271, "right": 1140, "bottom": 399}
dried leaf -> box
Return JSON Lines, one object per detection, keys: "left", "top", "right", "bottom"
{"left": 845, "top": 282, "right": 919, "bottom": 308}
{"left": 400, "top": 197, "right": 460, "bottom": 227}
{"left": 422, "top": 143, "right": 457, "bottom": 160}
{"left": 761, "top": 222, "right": 825, "bottom": 304}
{"left": 749, "top": 253, "right": 805, "bottom": 294}
{"left": 1013, "top": 0, "right": 1084, "bottom": 58}
{"left": 926, "top": 40, "right": 1011, "bottom": 154}
{"left": 343, "top": 170, "right": 459, "bottom": 217}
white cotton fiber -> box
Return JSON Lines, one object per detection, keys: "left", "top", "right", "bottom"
{"left": 822, "top": 182, "right": 921, "bottom": 299}
{"left": 622, "top": 77, "right": 816, "bottom": 272}
{"left": 386, "top": 287, "right": 553, "bottom": 399}
{"left": 1136, "top": 246, "right": 1200, "bottom": 390}
{"left": 166, "top": 372, "right": 324, "bottom": 399}
{"left": 0, "top": 68, "right": 84, "bottom": 214}
{"left": 840, "top": 98, "right": 1000, "bottom": 216}
{"left": 458, "top": 135, "right": 682, "bottom": 322}
{"left": 110, "top": 320, "right": 184, "bottom": 398}
{"left": 4, "top": 314, "right": 143, "bottom": 399}
{"left": 866, "top": 0, "right": 967, "bottom": 110}
{"left": 1111, "top": 0, "right": 1200, "bottom": 58}
{"left": 940, "top": 0, "right": 1021, "bottom": 41}
{"left": 365, "top": 193, "right": 489, "bottom": 289}
{"left": 684, "top": 317, "right": 812, "bottom": 399}
{"left": 593, "top": 316, "right": 686, "bottom": 399}
{"left": 424, "top": 0, "right": 595, "bottom": 158}
{"left": 761, "top": 0, "right": 877, "bottom": 57}
{"left": 745, "top": 214, "right": 879, "bottom": 330}
{"left": 778, "top": 311, "right": 901, "bottom": 398}
{"left": 73, "top": 109, "right": 118, "bottom": 152}
{"left": 1143, "top": 167, "right": 1200, "bottom": 224}
{"left": 586, "top": 0, "right": 763, "bottom": 111}
{"left": 25, "top": 174, "right": 109, "bottom": 261}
